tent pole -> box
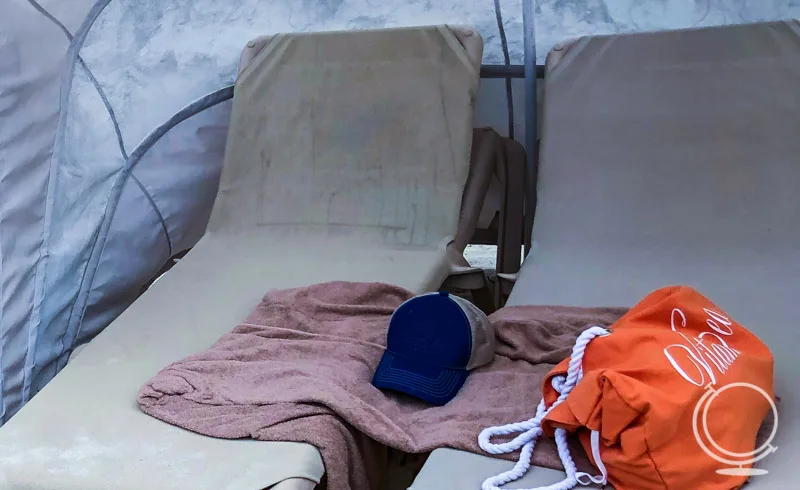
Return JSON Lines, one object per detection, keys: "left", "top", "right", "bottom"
{"left": 522, "top": 0, "right": 538, "bottom": 255}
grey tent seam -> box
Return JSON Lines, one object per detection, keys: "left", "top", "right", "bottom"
{"left": 78, "top": 57, "right": 176, "bottom": 256}
{"left": 24, "top": 0, "right": 73, "bottom": 40}
{"left": 127, "top": 85, "right": 235, "bottom": 165}
{"left": 23, "top": 0, "right": 177, "bottom": 381}
{"left": 59, "top": 84, "right": 235, "bottom": 372}
{"left": 130, "top": 175, "right": 173, "bottom": 257}
{"left": 78, "top": 59, "right": 129, "bottom": 158}
{"left": 19, "top": 0, "right": 114, "bottom": 403}
{"left": 77, "top": 57, "right": 176, "bottom": 262}
{"left": 17, "top": 0, "right": 78, "bottom": 411}
{"left": 25, "top": 0, "right": 131, "bottom": 161}
{"left": 25, "top": 0, "right": 123, "bottom": 396}
{"left": 0, "top": 208, "right": 4, "bottom": 420}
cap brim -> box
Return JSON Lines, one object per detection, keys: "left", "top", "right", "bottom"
{"left": 371, "top": 351, "right": 468, "bottom": 406}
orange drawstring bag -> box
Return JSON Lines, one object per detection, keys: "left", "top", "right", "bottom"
{"left": 479, "top": 286, "right": 775, "bottom": 490}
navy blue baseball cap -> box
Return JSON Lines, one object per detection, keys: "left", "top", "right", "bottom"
{"left": 371, "top": 291, "right": 496, "bottom": 405}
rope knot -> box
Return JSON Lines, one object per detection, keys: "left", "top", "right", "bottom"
{"left": 478, "top": 326, "right": 610, "bottom": 490}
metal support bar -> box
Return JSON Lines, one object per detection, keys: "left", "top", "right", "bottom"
{"left": 522, "top": 0, "right": 539, "bottom": 255}
{"left": 481, "top": 64, "right": 524, "bottom": 78}
{"left": 479, "top": 64, "right": 546, "bottom": 79}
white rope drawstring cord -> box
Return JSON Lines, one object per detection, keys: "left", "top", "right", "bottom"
{"left": 478, "top": 326, "right": 610, "bottom": 490}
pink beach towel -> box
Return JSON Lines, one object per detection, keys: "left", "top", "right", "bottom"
{"left": 138, "top": 281, "right": 625, "bottom": 489}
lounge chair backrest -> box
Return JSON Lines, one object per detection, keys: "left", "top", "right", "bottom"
{"left": 516, "top": 21, "right": 800, "bottom": 314}
{"left": 208, "top": 26, "right": 483, "bottom": 249}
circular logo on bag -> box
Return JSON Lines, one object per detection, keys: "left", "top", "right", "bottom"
{"left": 692, "top": 382, "right": 779, "bottom": 476}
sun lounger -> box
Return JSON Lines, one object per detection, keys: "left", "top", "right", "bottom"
{"left": 0, "top": 25, "right": 487, "bottom": 489}
{"left": 411, "top": 20, "right": 800, "bottom": 489}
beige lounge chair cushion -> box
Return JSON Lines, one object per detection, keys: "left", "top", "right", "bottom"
{"left": 0, "top": 25, "right": 483, "bottom": 490}
{"left": 413, "top": 20, "right": 800, "bottom": 490}
{"left": 212, "top": 25, "right": 482, "bottom": 250}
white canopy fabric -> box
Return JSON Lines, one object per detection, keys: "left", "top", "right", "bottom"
{"left": 1, "top": 0, "right": 797, "bottom": 423}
